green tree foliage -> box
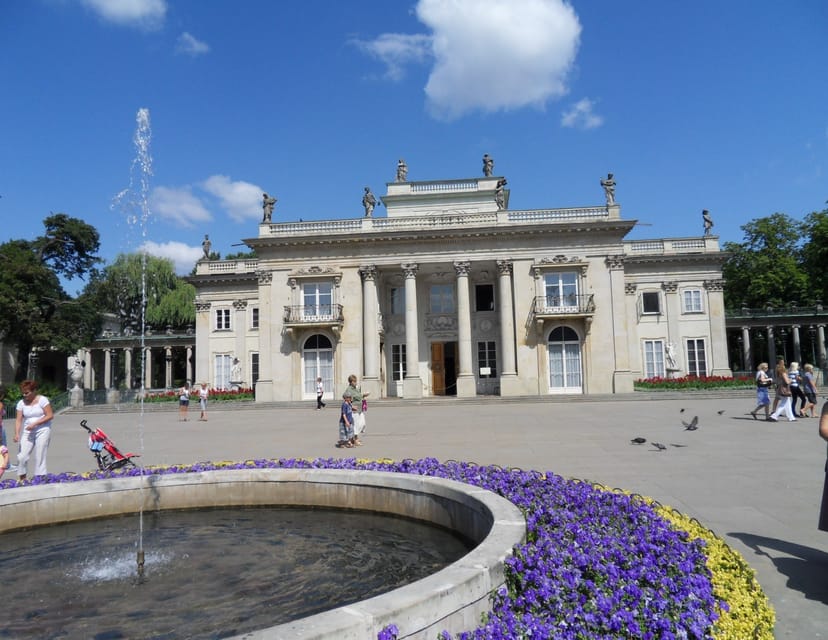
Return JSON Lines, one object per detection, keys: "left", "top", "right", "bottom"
{"left": 86, "top": 253, "right": 195, "bottom": 331}
{"left": 0, "top": 216, "right": 102, "bottom": 376}
{"left": 801, "top": 206, "right": 828, "bottom": 304}
{"left": 722, "top": 213, "right": 809, "bottom": 308}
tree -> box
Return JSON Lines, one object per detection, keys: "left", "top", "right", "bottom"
{"left": 0, "top": 215, "right": 102, "bottom": 379}
{"left": 86, "top": 253, "right": 196, "bottom": 332}
{"left": 801, "top": 206, "right": 828, "bottom": 305}
{"left": 722, "top": 213, "right": 809, "bottom": 309}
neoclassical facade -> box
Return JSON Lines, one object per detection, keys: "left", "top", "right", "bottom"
{"left": 189, "top": 172, "right": 731, "bottom": 402}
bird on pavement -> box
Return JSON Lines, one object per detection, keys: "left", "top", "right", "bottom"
{"left": 717, "top": 410, "right": 726, "bottom": 415}
{"left": 652, "top": 442, "right": 667, "bottom": 451}
{"left": 682, "top": 416, "right": 699, "bottom": 431}
{"left": 631, "top": 437, "right": 647, "bottom": 444}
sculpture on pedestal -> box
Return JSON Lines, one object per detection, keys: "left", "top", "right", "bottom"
{"left": 262, "top": 193, "right": 277, "bottom": 222}
{"left": 396, "top": 159, "right": 408, "bottom": 182}
{"left": 362, "top": 187, "right": 377, "bottom": 217}
{"left": 482, "top": 154, "right": 494, "bottom": 177}
{"left": 600, "top": 173, "right": 616, "bottom": 205}
{"left": 702, "top": 209, "right": 714, "bottom": 236}
{"left": 201, "top": 234, "right": 211, "bottom": 260}
{"left": 495, "top": 178, "right": 507, "bottom": 210}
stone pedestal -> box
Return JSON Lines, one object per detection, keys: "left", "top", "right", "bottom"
{"left": 106, "top": 389, "right": 122, "bottom": 405}
{"left": 70, "top": 385, "right": 84, "bottom": 409}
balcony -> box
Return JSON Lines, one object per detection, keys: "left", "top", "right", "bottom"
{"left": 283, "top": 304, "right": 344, "bottom": 333}
{"left": 530, "top": 294, "right": 595, "bottom": 326}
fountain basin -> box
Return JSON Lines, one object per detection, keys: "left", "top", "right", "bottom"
{"left": 0, "top": 468, "right": 526, "bottom": 639}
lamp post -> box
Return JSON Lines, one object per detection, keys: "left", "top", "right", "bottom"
{"left": 779, "top": 327, "right": 788, "bottom": 362}
{"left": 808, "top": 326, "right": 816, "bottom": 365}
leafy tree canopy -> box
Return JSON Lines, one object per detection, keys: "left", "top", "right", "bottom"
{"left": 801, "top": 206, "right": 828, "bottom": 304}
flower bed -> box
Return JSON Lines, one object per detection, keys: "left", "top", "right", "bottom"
{"left": 635, "top": 375, "right": 754, "bottom": 391}
{"left": 1, "top": 458, "right": 774, "bottom": 639}
{"left": 140, "top": 388, "right": 255, "bottom": 403}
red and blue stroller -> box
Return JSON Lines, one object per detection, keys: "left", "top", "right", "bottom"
{"left": 81, "top": 419, "right": 140, "bottom": 471}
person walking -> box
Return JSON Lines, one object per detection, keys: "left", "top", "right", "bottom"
{"left": 750, "top": 362, "right": 773, "bottom": 420}
{"left": 344, "top": 374, "right": 368, "bottom": 446}
{"left": 198, "top": 383, "right": 209, "bottom": 421}
{"left": 0, "top": 384, "right": 6, "bottom": 447}
{"left": 769, "top": 362, "right": 796, "bottom": 422}
{"left": 179, "top": 383, "right": 190, "bottom": 421}
{"left": 14, "top": 379, "right": 54, "bottom": 481}
{"left": 818, "top": 401, "right": 828, "bottom": 532}
{"left": 788, "top": 362, "right": 808, "bottom": 418}
{"left": 337, "top": 391, "right": 354, "bottom": 448}
{"left": 801, "top": 364, "right": 818, "bottom": 418}
{"left": 316, "top": 377, "right": 326, "bottom": 410}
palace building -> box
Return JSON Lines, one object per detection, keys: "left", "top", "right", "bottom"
{"left": 188, "top": 169, "right": 731, "bottom": 403}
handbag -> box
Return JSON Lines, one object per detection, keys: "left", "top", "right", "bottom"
{"left": 778, "top": 383, "right": 791, "bottom": 397}
{"left": 361, "top": 399, "right": 368, "bottom": 412}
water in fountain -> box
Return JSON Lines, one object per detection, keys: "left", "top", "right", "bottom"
{"left": 2, "top": 507, "right": 472, "bottom": 639}
{"left": 112, "top": 107, "right": 153, "bottom": 580}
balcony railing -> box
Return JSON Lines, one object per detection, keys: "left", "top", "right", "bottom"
{"left": 531, "top": 294, "right": 595, "bottom": 317}
{"left": 283, "top": 304, "right": 344, "bottom": 326}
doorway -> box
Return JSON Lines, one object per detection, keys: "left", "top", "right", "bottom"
{"left": 430, "top": 341, "right": 457, "bottom": 396}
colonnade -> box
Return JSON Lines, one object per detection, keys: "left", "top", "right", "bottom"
{"left": 735, "top": 323, "right": 826, "bottom": 373}
{"left": 80, "top": 343, "right": 194, "bottom": 391}
{"left": 358, "top": 259, "right": 517, "bottom": 399}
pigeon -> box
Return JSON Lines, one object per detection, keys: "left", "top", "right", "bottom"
{"left": 651, "top": 442, "right": 667, "bottom": 451}
{"left": 670, "top": 444, "right": 688, "bottom": 448}
{"left": 631, "top": 437, "right": 647, "bottom": 444}
{"left": 682, "top": 416, "right": 699, "bottom": 431}
{"left": 679, "top": 408, "right": 686, "bottom": 413}
{"left": 717, "top": 410, "right": 725, "bottom": 415}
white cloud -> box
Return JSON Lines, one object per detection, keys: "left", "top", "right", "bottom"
{"left": 356, "top": 0, "right": 581, "bottom": 120}
{"left": 140, "top": 240, "right": 203, "bottom": 275}
{"left": 150, "top": 185, "right": 212, "bottom": 227}
{"left": 202, "top": 175, "right": 262, "bottom": 223}
{"left": 351, "top": 33, "right": 432, "bottom": 81}
{"left": 561, "top": 97, "right": 604, "bottom": 129}
{"left": 176, "top": 32, "right": 210, "bottom": 57}
{"left": 80, "top": 0, "right": 167, "bottom": 29}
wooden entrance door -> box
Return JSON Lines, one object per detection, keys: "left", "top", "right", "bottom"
{"left": 431, "top": 342, "right": 446, "bottom": 395}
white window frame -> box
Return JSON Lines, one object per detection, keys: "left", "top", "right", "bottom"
{"left": 686, "top": 339, "right": 707, "bottom": 377}
{"left": 543, "top": 271, "right": 579, "bottom": 310}
{"left": 682, "top": 289, "right": 703, "bottom": 313}
{"left": 391, "top": 344, "right": 407, "bottom": 381}
{"left": 390, "top": 287, "right": 404, "bottom": 316}
{"left": 641, "top": 291, "right": 661, "bottom": 315}
{"left": 475, "top": 284, "right": 495, "bottom": 312}
{"left": 302, "top": 282, "right": 333, "bottom": 320}
{"left": 477, "top": 341, "right": 497, "bottom": 378}
{"left": 429, "top": 284, "right": 456, "bottom": 314}
{"left": 214, "top": 308, "right": 231, "bottom": 331}
{"left": 643, "top": 340, "right": 666, "bottom": 378}
{"left": 250, "top": 306, "right": 259, "bottom": 329}
{"left": 214, "top": 354, "right": 233, "bottom": 389}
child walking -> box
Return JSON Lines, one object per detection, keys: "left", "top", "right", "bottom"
{"left": 316, "top": 377, "right": 326, "bottom": 410}
{"left": 337, "top": 391, "right": 354, "bottom": 448}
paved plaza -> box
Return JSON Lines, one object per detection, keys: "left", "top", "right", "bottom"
{"left": 34, "top": 392, "right": 828, "bottom": 638}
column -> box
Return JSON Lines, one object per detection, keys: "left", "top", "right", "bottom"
{"left": 186, "top": 345, "right": 193, "bottom": 384}
{"left": 703, "top": 279, "right": 732, "bottom": 376}
{"left": 767, "top": 326, "right": 776, "bottom": 366}
{"left": 454, "top": 260, "right": 475, "bottom": 397}
{"left": 165, "top": 346, "right": 173, "bottom": 388}
{"left": 662, "top": 281, "right": 680, "bottom": 375}
{"left": 83, "top": 348, "right": 93, "bottom": 390}
{"left": 497, "top": 259, "right": 520, "bottom": 396}
{"left": 252, "top": 272, "right": 274, "bottom": 400}
{"left": 741, "top": 326, "right": 753, "bottom": 373}
{"left": 124, "top": 348, "right": 133, "bottom": 390}
{"left": 606, "top": 256, "right": 633, "bottom": 392}
{"left": 360, "top": 265, "right": 381, "bottom": 400}
{"left": 104, "top": 348, "right": 112, "bottom": 389}
{"left": 818, "top": 324, "right": 826, "bottom": 369}
{"left": 792, "top": 324, "right": 802, "bottom": 363}
{"left": 144, "top": 347, "right": 153, "bottom": 389}
{"left": 233, "top": 299, "right": 248, "bottom": 384}
{"left": 402, "top": 263, "right": 423, "bottom": 398}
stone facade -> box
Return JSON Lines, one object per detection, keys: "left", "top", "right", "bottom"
{"left": 189, "top": 173, "right": 731, "bottom": 402}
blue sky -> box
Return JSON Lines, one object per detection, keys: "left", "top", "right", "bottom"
{"left": 2, "top": 0, "right": 826, "bottom": 293}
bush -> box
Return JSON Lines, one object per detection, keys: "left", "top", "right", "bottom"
{"left": 635, "top": 375, "right": 753, "bottom": 390}
{"left": 140, "top": 388, "right": 255, "bottom": 403}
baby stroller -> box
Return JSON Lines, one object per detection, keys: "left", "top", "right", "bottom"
{"left": 81, "top": 419, "right": 140, "bottom": 471}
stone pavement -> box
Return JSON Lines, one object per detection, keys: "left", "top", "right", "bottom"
{"left": 40, "top": 394, "right": 828, "bottom": 638}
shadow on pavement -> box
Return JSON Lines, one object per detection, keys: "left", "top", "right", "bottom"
{"left": 729, "top": 532, "right": 828, "bottom": 605}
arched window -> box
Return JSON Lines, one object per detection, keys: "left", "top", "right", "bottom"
{"left": 303, "top": 334, "right": 334, "bottom": 398}
{"left": 547, "top": 326, "right": 582, "bottom": 393}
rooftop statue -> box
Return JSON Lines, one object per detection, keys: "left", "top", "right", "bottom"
{"left": 396, "top": 158, "right": 408, "bottom": 182}
{"left": 482, "top": 153, "right": 494, "bottom": 177}
{"left": 262, "top": 193, "right": 277, "bottom": 222}
{"left": 362, "top": 187, "right": 377, "bottom": 217}
{"left": 600, "top": 173, "right": 616, "bottom": 205}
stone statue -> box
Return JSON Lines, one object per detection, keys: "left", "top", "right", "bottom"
{"left": 362, "top": 187, "right": 377, "bottom": 217}
{"left": 600, "top": 173, "right": 616, "bottom": 205}
{"left": 396, "top": 158, "right": 408, "bottom": 182}
{"left": 665, "top": 342, "right": 678, "bottom": 370}
{"left": 482, "top": 153, "right": 494, "bottom": 177}
{"left": 231, "top": 357, "right": 242, "bottom": 381}
{"left": 495, "top": 178, "right": 507, "bottom": 210}
{"left": 262, "top": 193, "right": 277, "bottom": 222}
{"left": 702, "top": 209, "right": 714, "bottom": 236}
{"left": 201, "top": 234, "right": 211, "bottom": 260}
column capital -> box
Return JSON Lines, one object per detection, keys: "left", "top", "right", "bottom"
{"left": 703, "top": 279, "right": 725, "bottom": 291}
{"left": 195, "top": 300, "right": 211, "bottom": 312}
{"left": 233, "top": 299, "right": 248, "bottom": 310}
{"left": 605, "top": 255, "right": 625, "bottom": 270}
{"left": 496, "top": 259, "right": 513, "bottom": 276}
{"left": 661, "top": 281, "right": 678, "bottom": 293}
{"left": 359, "top": 264, "right": 377, "bottom": 281}
{"left": 453, "top": 260, "right": 471, "bottom": 276}
{"left": 624, "top": 282, "right": 637, "bottom": 295}
{"left": 401, "top": 263, "right": 419, "bottom": 278}
{"left": 257, "top": 270, "right": 273, "bottom": 285}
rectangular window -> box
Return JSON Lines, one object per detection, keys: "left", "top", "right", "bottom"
{"left": 250, "top": 353, "right": 259, "bottom": 384}
{"left": 641, "top": 291, "right": 661, "bottom": 314}
{"left": 682, "top": 289, "right": 703, "bottom": 313}
{"left": 477, "top": 341, "right": 497, "bottom": 378}
{"left": 544, "top": 271, "right": 578, "bottom": 308}
{"left": 251, "top": 307, "right": 259, "bottom": 329}
{"left": 475, "top": 284, "right": 495, "bottom": 311}
{"left": 643, "top": 340, "right": 665, "bottom": 378}
{"left": 686, "top": 339, "right": 707, "bottom": 377}
{"left": 214, "top": 354, "right": 232, "bottom": 390}
{"left": 215, "top": 308, "right": 231, "bottom": 330}
{"left": 303, "top": 282, "right": 333, "bottom": 318}
{"left": 391, "top": 344, "right": 407, "bottom": 381}
{"left": 390, "top": 287, "right": 404, "bottom": 315}
{"left": 429, "top": 284, "right": 456, "bottom": 314}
